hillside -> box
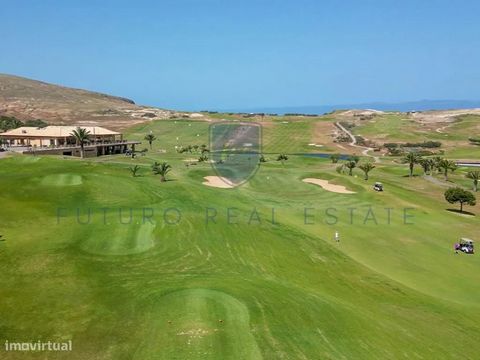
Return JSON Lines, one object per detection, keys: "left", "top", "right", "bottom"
{"left": 0, "top": 74, "right": 176, "bottom": 130}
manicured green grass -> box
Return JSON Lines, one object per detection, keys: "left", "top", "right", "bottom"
{"left": 1, "top": 120, "right": 480, "bottom": 359}
{"left": 40, "top": 173, "right": 83, "bottom": 186}
{"left": 351, "top": 113, "right": 480, "bottom": 159}
{"left": 351, "top": 114, "right": 424, "bottom": 142}
{"left": 443, "top": 115, "right": 480, "bottom": 138}
{"left": 125, "top": 119, "right": 319, "bottom": 156}
{"left": 261, "top": 120, "right": 315, "bottom": 153}
{"left": 445, "top": 145, "right": 480, "bottom": 159}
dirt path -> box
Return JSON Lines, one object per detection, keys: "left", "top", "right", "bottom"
{"left": 334, "top": 122, "right": 380, "bottom": 163}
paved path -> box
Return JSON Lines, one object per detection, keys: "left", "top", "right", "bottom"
{"left": 422, "top": 175, "right": 450, "bottom": 187}
{"left": 422, "top": 175, "right": 470, "bottom": 190}
{"left": 335, "top": 122, "right": 380, "bottom": 163}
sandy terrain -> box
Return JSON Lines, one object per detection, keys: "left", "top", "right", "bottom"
{"left": 411, "top": 109, "right": 480, "bottom": 124}
{"left": 202, "top": 176, "right": 234, "bottom": 188}
{"left": 339, "top": 109, "right": 385, "bottom": 117}
{"left": 302, "top": 178, "right": 355, "bottom": 194}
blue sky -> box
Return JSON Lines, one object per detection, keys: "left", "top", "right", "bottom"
{"left": 1, "top": 0, "right": 480, "bottom": 110}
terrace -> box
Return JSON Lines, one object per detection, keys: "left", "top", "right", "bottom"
{"left": 0, "top": 126, "right": 141, "bottom": 157}
{"left": 21, "top": 140, "right": 141, "bottom": 157}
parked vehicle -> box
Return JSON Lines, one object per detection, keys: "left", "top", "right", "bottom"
{"left": 454, "top": 238, "right": 474, "bottom": 254}
{"left": 373, "top": 182, "right": 384, "bottom": 191}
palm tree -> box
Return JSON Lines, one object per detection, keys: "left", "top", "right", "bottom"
{"left": 144, "top": 133, "right": 157, "bottom": 150}
{"left": 358, "top": 162, "right": 375, "bottom": 180}
{"left": 402, "top": 152, "right": 420, "bottom": 177}
{"left": 467, "top": 170, "right": 480, "bottom": 192}
{"left": 129, "top": 165, "right": 141, "bottom": 177}
{"left": 152, "top": 161, "right": 171, "bottom": 182}
{"left": 70, "top": 127, "right": 91, "bottom": 158}
{"left": 344, "top": 160, "right": 356, "bottom": 176}
{"left": 431, "top": 156, "right": 442, "bottom": 174}
{"left": 419, "top": 158, "right": 431, "bottom": 175}
{"left": 438, "top": 159, "right": 457, "bottom": 181}
{"left": 426, "top": 158, "right": 436, "bottom": 175}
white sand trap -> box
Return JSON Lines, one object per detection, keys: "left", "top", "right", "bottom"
{"left": 203, "top": 176, "right": 234, "bottom": 188}
{"left": 303, "top": 178, "right": 355, "bottom": 194}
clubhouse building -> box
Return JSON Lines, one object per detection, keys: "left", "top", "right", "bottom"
{"left": 0, "top": 126, "right": 140, "bottom": 157}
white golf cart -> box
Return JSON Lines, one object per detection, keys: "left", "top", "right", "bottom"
{"left": 455, "top": 238, "right": 474, "bottom": 254}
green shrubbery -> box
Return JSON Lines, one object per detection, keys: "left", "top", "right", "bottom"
{"left": 384, "top": 141, "right": 443, "bottom": 156}
{"left": 384, "top": 141, "right": 442, "bottom": 149}
{"left": 0, "top": 116, "right": 47, "bottom": 131}
{"left": 444, "top": 187, "right": 476, "bottom": 212}
{"left": 469, "top": 137, "right": 480, "bottom": 145}
{"left": 0, "top": 116, "right": 23, "bottom": 131}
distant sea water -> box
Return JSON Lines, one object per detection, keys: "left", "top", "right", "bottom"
{"left": 217, "top": 100, "right": 480, "bottom": 115}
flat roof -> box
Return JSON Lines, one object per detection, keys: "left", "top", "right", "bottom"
{"left": 0, "top": 126, "right": 120, "bottom": 137}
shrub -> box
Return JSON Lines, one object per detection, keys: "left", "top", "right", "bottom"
{"left": 0, "top": 116, "right": 23, "bottom": 131}
{"left": 444, "top": 187, "right": 476, "bottom": 212}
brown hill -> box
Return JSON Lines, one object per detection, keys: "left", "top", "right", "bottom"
{"left": 0, "top": 74, "right": 176, "bottom": 130}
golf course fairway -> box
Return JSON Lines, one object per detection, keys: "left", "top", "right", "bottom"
{"left": 0, "top": 118, "right": 479, "bottom": 359}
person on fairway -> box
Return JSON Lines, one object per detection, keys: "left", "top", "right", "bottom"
{"left": 335, "top": 231, "right": 340, "bottom": 243}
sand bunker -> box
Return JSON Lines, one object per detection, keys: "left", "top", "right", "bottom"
{"left": 202, "top": 176, "right": 234, "bottom": 188}
{"left": 302, "top": 178, "right": 355, "bottom": 194}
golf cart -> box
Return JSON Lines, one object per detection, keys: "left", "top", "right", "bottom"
{"left": 455, "top": 238, "right": 474, "bottom": 254}
{"left": 373, "top": 182, "right": 384, "bottom": 192}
